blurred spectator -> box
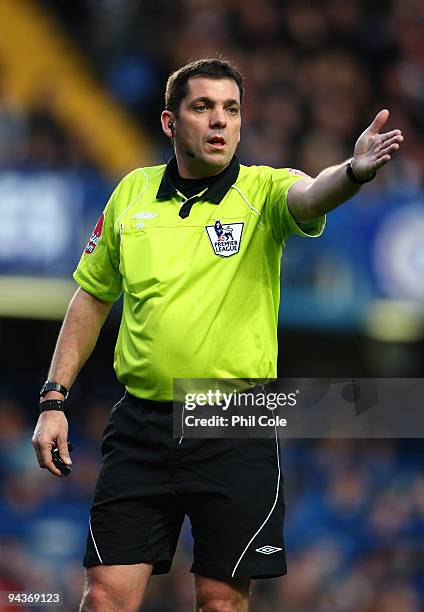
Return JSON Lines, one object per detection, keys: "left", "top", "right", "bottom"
{"left": 0, "top": 74, "right": 28, "bottom": 169}
{"left": 27, "top": 91, "right": 69, "bottom": 170}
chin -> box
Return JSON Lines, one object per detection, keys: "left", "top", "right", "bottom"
{"left": 201, "top": 152, "right": 231, "bottom": 169}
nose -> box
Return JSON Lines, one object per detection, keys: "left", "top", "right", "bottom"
{"left": 209, "top": 106, "right": 227, "bottom": 129}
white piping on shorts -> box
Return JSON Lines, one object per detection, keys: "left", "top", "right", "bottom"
{"left": 231, "top": 426, "right": 280, "bottom": 578}
{"left": 114, "top": 168, "right": 149, "bottom": 229}
{"left": 89, "top": 516, "right": 103, "bottom": 564}
{"left": 231, "top": 185, "right": 264, "bottom": 225}
{"left": 179, "top": 403, "right": 185, "bottom": 444}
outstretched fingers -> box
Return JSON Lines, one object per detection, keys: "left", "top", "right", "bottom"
{"left": 374, "top": 153, "right": 392, "bottom": 170}
{"left": 379, "top": 142, "right": 400, "bottom": 156}
{"left": 379, "top": 129, "right": 403, "bottom": 144}
{"left": 376, "top": 132, "right": 403, "bottom": 157}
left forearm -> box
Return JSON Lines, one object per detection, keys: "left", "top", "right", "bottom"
{"left": 305, "top": 160, "right": 360, "bottom": 218}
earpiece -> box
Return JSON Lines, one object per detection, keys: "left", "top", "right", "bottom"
{"left": 167, "top": 120, "right": 195, "bottom": 158}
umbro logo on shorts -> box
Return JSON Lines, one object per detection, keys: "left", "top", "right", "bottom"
{"left": 205, "top": 219, "right": 244, "bottom": 258}
{"left": 255, "top": 546, "right": 282, "bottom": 555}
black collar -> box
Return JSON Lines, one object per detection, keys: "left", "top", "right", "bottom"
{"left": 156, "top": 156, "right": 240, "bottom": 204}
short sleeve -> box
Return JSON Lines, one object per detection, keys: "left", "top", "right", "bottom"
{"left": 73, "top": 183, "right": 123, "bottom": 302}
{"left": 264, "top": 168, "right": 326, "bottom": 244}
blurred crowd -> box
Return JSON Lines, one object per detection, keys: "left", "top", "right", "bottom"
{"left": 0, "top": 398, "right": 422, "bottom": 611}
{"left": 0, "top": 0, "right": 423, "bottom": 186}
{"left": 0, "top": 1, "right": 423, "bottom": 610}
{"left": 0, "top": 75, "right": 95, "bottom": 173}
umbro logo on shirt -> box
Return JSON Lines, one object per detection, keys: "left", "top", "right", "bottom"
{"left": 132, "top": 212, "right": 159, "bottom": 219}
{"left": 255, "top": 546, "right": 282, "bottom": 555}
{"left": 205, "top": 220, "right": 244, "bottom": 258}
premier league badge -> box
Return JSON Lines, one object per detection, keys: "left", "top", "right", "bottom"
{"left": 205, "top": 219, "right": 244, "bottom": 258}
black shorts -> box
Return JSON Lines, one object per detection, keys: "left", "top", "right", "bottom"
{"left": 83, "top": 393, "right": 286, "bottom": 580}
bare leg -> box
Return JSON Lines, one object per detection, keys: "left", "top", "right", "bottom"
{"left": 194, "top": 574, "right": 251, "bottom": 612}
{"left": 80, "top": 563, "right": 153, "bottom": 612}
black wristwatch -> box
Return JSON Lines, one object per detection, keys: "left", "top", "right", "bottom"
{"left": 346, "top": 160, "right": 376, "bottom": 184}
{"left": 40, "top": 380, "right": 69, "bottom": 400}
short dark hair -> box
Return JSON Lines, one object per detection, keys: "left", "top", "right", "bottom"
{"left": 165, "top": 58, "right": 244, "bottom": 115}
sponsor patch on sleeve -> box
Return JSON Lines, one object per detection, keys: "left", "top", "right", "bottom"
{"left": 84, "top": 212, "right": 104, "bottom": 254}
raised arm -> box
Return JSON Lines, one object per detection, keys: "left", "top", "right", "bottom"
{"left": 32, "top": 287, "right": 113, "bottom": 476}
{"left": 287, "top": 109, "right": 404, "bottom": 223}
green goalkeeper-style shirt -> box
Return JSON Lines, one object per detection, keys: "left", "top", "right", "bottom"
{"left": 73, "top": 156, "right": 325, "bottom": 401}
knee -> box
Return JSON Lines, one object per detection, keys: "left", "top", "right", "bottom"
{"left": 80, "top": 583, "right": 110, "bottom": 611}
{"left": 80, "top": 581, "right": 139, "bottom": 612}
{"left": 196, "top": 599, "right": 238, "bottom": 612}
{"left": 195, "top": 577, "right": 249, "bottom": 612}
{"left": 196, "top": 595, "right": 244, "bottom": 612}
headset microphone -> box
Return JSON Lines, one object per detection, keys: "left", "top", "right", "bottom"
{"left": 168, "top": 121, "right": 196, "bottom": 159}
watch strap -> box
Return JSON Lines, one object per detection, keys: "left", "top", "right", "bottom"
{"left": 40, "top": 380, "right": 69, "bottom": 399}
{"left": 346, "top": 160, "right": 376, "bottom": 184}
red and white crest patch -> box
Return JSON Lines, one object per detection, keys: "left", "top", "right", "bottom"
{"left": 84, "top": 212, "right": 104, "bottom": 254}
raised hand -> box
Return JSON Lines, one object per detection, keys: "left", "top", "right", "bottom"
{"left": 352, "top": 109, "right": 404, "bottom": 181}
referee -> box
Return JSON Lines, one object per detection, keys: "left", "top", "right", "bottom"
{"left": 32, "top": 58, "right": 403, "bottom": 611}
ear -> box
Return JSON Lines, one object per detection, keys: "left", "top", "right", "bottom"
{"left": 161, "top": 110, "right": 175, "bottom": 139}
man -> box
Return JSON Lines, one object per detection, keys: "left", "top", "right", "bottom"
{"left": 32, "top": 58, "right": 403, "bottom": 611}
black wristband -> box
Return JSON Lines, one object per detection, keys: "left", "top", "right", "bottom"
{"left": 346, "top": 160, "right": 376, "bottom": 184}
{"left": 40, "top": 399, "right": 66, "bottom": 413}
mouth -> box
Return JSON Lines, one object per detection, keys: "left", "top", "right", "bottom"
{"left": 207, "top": 136, "right": 226, "bottom": 148}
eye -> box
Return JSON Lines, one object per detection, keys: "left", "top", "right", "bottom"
{"left": 227, "top": 106, "right": 240, "bottom": 115}
{"left": 194, "top": 104, "right": 207, "bottom": 112}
